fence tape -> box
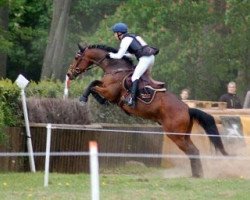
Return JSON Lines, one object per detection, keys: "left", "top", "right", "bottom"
{"left": 47, "top": 125, "right": 250, "bottom": 139}
{"left": 1, "top": 151, "right": 250, "bottom": 160}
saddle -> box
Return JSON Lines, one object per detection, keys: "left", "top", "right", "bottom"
{"left": 122, "top": 71, "right": 166, "bottom": 104}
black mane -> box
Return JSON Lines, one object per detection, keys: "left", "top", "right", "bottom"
{"left": 88, "top": 44, "right": 134, "bottom": 66}
{"left": 88, "top": 44, "right": 118, "bottom": 53}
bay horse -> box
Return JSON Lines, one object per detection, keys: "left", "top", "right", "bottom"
{"left": 67, "top": 44, "right": 228, "bottom": 177}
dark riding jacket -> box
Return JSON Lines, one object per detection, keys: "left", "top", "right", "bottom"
{"left": 219, "top": 93, "right": 242, "bottom": 109}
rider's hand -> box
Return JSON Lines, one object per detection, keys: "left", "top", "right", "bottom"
{"left": 105, "top": 53, "right": 110, "bottom": 59}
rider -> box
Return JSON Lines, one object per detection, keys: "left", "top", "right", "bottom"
{"left": 106, "top": 22, "right": 159, "bottom": 108}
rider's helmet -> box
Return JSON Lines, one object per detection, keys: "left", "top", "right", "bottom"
{"left": 112, "top": 22, "right": 128, "bottom": 33}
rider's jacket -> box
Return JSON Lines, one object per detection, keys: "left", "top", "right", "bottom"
{"left": 109, "top": 33, "right": 158, "bottom": 60}
{"left": 123, "top": 33, "right": 145, "bottom": 59}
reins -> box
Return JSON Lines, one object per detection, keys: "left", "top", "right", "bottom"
{"left": 104, "top": 68, "right": 133, "bottom": 76}
{"left": 88, "top": 54, "right": 133, "bottom": 75}
{"left": 86, "top": 55, "right": 107, "bottom": 71}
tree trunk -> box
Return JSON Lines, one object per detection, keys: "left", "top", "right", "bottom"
{"left": 0, "top": 5, "right": 9, "bottom": 78}
{"left": 41, "top": 0, "right": 72, "bottom": 80}
{"left": 236, "top": 42, "right": 250, "bottom": 101}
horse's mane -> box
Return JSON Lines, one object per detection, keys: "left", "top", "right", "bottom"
{"left": 88, "top": 44, "right": 134, "bottom": 66}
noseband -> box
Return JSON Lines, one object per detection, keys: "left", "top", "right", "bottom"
{"left": 70, "top": 50, "right": 106, "bottom": 77}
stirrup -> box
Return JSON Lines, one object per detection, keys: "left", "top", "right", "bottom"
{"left": 125, "top": 97, "right": 136, "bottom": 108}
{"left": 127, "top": 98, "right": 133, "bottom": 106}
{"left": 124, "top": 96, "right": 132, "bottom": 104}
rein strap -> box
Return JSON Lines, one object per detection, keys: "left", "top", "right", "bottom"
{"left": 104, "top": 69, "right": 133, "bottom": 76}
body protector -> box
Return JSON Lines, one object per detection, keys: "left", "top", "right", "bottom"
{"left": 124, "top": 33, "right": 159, "bottom": 59}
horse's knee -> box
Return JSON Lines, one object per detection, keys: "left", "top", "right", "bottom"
{"left": 186, "top": 145, "right": 200, "bottom": 156}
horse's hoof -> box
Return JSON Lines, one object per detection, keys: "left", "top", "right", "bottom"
{"left": 79, "top": 101, "right": 87, "bottom": 106}
{"left": 79, "top": 96, "right": 88, "bottom": 103}
{"left": 192, "top": 173, "right": 203, "bottom": 178}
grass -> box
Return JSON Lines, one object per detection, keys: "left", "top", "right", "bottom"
{"left": 0, "top": 167, "right": 250, "bottom": 200}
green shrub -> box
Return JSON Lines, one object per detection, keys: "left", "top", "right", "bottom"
{"left": 0, "top": 79, "right": 21, "bottom": 125}
{"left": 0, "top": 79, "right": 21, "bottom": 143}
{"left": 26, "top": 79, "right": 64, "bottom": 98}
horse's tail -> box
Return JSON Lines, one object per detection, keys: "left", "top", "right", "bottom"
{"left": 189, "top": 108, "right": 228, "bottom": 155}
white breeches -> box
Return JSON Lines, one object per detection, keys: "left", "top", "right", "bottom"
{"left": 131, "top": 55, "right": 155, "bottom": 82}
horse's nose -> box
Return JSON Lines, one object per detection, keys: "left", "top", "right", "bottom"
{"left": 66, "top": 73, "right": 72, "bottom": 80}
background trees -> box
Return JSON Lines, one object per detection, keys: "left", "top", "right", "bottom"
{"left": 0, "top": 0, "right": 10, "bottom": 78}
{"left": 0, "top": 0, "right": 249, "bottom": 101}
{"left": 41, "top": 0, "right": 72, "bottom": 80}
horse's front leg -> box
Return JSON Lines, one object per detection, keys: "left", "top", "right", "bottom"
{"left": 79, "top": 80, "right": 109, "bottom": 105}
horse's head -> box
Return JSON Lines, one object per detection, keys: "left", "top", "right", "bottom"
{"left": 67, "top": 44, "right": 134, "bottom": 80}
{"left": 67, "top": 44, "right": 94, "bottom": 80}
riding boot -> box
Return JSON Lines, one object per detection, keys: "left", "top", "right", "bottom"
{"left": 127, "top": 79, "right": 139, "bottom": 108}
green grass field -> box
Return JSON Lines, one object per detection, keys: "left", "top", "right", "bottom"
{"left": 1, "top": 168, "right": 250, "bottom": 200}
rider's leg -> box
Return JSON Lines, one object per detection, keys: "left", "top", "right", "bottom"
{"left": 127, "top": 79, "right": 139, "bottom": 107}
{"left": 126, "top": 55, "right": 155, "bottom": 107}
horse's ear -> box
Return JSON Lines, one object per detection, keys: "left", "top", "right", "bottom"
{"left": 78, "top": 43, "right": 85, "bottom": 52}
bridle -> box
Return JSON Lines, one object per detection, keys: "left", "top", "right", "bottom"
{"left": 69, "top": 46, "right": 132, "bottom": 78}
{"left": 69, "top": 48, "right": 107, "bottom": 78}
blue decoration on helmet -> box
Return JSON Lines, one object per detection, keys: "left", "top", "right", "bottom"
{"left": 112, "top": 23, "right": 128, "bottom": 33}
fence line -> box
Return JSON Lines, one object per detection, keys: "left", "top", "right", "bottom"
{"left": 1, "top": 151, "right": 250, "bottom": 161}
{"left": 47, "top": 125, "right": 249, "bottom": 139}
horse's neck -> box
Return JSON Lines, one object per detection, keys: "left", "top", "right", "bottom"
{"left": 91, "top": 49, "right": 132, "bottom": 73}
{"left": 101, "top": 60, "right": 132, "bottom": 74}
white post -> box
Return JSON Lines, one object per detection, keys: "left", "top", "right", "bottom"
{"left": 243, "top": 91, "right": 250, "bottom": 108}
{"left": 21, "top": 89, "right": 36, "bottom": 172}
{"left": 89, "top": 141, "right": 100, "bottom": 200}
{"left": 63, "top": 75, "right": 70, "bottom": 99}
{"left": 15, "top": 74, "right": 36, "bottom": 172}
{"left": 44, "top": 123, "right": 52, "bottom": 187}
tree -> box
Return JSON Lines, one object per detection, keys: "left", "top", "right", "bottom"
{"left": 0, "top": 1, "right": 9, "bottom": 78}
{"left": 41, "top": 0, "right": 72, "bottom": 80}
{"left": 225, "top": 0, "right": 250, "bottom": 98}
{"left": 5, "top": 0, "right": 51, "bottom": 81}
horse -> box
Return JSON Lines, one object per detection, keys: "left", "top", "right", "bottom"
{"left": 67, "top": 44, "right": 228, "bottom": 177}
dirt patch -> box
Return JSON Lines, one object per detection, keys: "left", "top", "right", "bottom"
{"left": 163, "top": 145, "right": 250, "bottom": 179}
{"left": 203, "top": 146, "right": 250, "bottom": 179}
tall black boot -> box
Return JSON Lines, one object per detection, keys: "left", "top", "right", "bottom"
{"left": 127, "top": 79, "right": 139, "bottom": 108}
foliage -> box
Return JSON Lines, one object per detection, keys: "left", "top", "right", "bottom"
{"left": 26, "top": 79, "right": 64, "bottom": 98}
{"left": 0, "top": 79, "right": 21, "bottom": 143}
{"left": 6, "top": 0, "right": 52, "bottom": 81}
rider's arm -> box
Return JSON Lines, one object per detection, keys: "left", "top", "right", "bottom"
{"left": 124, "top": 53, "right": 134, "bottom": 58}
{"left": 109, "top": 37, "right": 133, "bottom": 59}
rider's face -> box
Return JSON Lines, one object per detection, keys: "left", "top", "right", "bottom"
{"left": 114, "top": 32, "right": 120, "bottom": 40}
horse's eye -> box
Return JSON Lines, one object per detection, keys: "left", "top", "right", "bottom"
{"left": 75, "top": 52, "right": 82, "bottom": 59}
{"left": 75, "top": 67, "right": 81, "bottom": 73}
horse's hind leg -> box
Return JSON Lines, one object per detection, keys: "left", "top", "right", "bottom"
{"left": 168, "top": 135, "right": 203, "bottom": 177}
{"left": 186, "top": 137, "right": 203, "bottom": 178}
